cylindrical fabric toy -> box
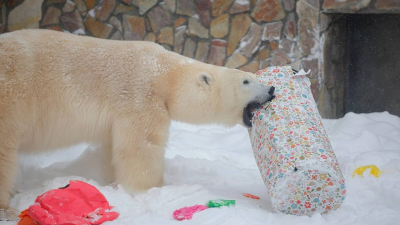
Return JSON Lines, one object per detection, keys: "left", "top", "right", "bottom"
{"left": 249, "top": 66, "right": 346, "bottom": 216}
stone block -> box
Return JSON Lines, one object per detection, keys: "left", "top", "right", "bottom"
{"left": 210, "top": 14, "right": 229, "bottom": 38}
{"left": 227, "top": 13, "right": 251, "bottom": 56}
{"left": 208, "top": 39, "right": 227, "bottom": 66}
{"left": 251, "top": 0, "right": 285, "bottom": 22}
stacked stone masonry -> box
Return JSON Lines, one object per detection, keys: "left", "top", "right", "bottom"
{"left": 1, "top": 0, "right": 399, "bottom": 117}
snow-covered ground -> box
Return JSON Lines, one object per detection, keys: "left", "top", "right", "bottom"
{"left": 4, "top": 112, "right": 400, "bottom": 225}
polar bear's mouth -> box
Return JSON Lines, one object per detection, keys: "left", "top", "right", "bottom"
{"left": 243, "top": 102, "right": 259, "bottom": 128}
{"left": 243, "top": 95, "right": 275, "bottom": 128}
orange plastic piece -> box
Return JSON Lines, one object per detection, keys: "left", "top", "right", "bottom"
{"left": 18, "top": 209, "right": 35, "bottom": 225}
{"left": 243, "top": 193, "right": 260, "bottom": 200}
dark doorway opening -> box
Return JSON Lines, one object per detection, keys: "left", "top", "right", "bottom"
{"left": 324, "top": 14, "right": 400, "bottom": 117}
{"left": 346, "top": 14, "right": 400, "bottom": 116}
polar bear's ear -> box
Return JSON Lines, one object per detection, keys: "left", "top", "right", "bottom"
{"left": 197, "top": 72, "right": 213, "bottom": 86}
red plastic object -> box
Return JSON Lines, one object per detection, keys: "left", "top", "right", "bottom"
{"left": 242, "top": 193, "right": 260, "bottom": 200}
{"left": 173, "top": 205, "right": 208, "bottom": 221}
{"left": 27, "top": 180, "right": 119, "bottom": 225}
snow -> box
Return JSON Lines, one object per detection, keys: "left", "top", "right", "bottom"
{"left": 88, "top": 9, "right": 95, "bottom": 18}
{"left": 235, "top": 0, "right": 250, "bottom": 6}
{"left": 5, "top": 112, "right": 400, "bottom": 225}
{"left": 72, "top": 29, "right": 85, "bottom": 35}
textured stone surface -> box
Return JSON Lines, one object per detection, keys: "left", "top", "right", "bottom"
{"left": 291, "top": 59, "right": 301, "bottom": 71}
{"left": 164, "top": 0, "right": 176, "bottom": 12}
{"left": 292, "top": 45, "right": 302, "bottom": 59}
{"left": 239, "top": 23, "right": 262, "bottom": 57}
{"left": 188, "top": 17, "right": 209, "bottom": 38}
{"left": 319, "top": 13, "right": 331, "bottom": 32}
{"left": 283, "top": 12, "right": 296, "bottom": 40}
{"left": 260, "top": 59, "right": 271, "bottom": 69}
{"left": 174, "top": 17, "right": 186, "bottom": 28}
{"left": 227, "top": 14, "right": 251, "bottom": 56}
{"left": 63, "top": 0, "right": 75, "bottom": 13}
{"left": 95, "top": 0, "right": 116, "bottom": 21}
{"left": 8, "top": 0, "right": 43, "bottom": 31}
{"left": 85, "top": 0, "right": 95, "bottom": 10}
{"left": 195, "top": 41, "right": 210, "bottom": 62}
{"left": 302, "top": 58, "right": 319, "bottom": 78}
{"left": 41, "top": 6, "right": 61, "bottom": 26}
{"left": 113, "top": 4, "right": 134, "bottom": 15}
{"left": 84, "top": 15, "right": 113, "bottom": 38}
{"left": 239, "top": 61, "right": 259, "bottom": 73}
{"left": 271, "top": 49, "right": 291, "bottom": 66}
{"left": 196, "top": 0, "right": 211, "bottom": 26}
{"left": 270, "top": 41, "right": 279, "bottom": 51}
{"left": 176, "top": 0, "right": 196, "bottom": 16}
{"left": 60, "top": 10, "right": 84, "bottom": 32}
{"left": 212, "top": 0, "right": 235, "bottom": 17}
{"left": 375, "top": 0, "right": 400, "bottom": 10}
{"left": 323, "top": 0, "right": 371, "bottom": 11}
{"left": 210, "top": 14, "right": 229, "bottom": 38}
{"left": 144, "top": 32, "right": 156, "bottom": 42}
{"left": 225, "top": 53, "right": 248, "bottom": 69}
{"left": 7, "top": 0, "right": 24, "bottom": 7}
{"left": 310, "top": 78, "right": 320, "bottom": 101}
{"left": 251, "top": 0, "right": 285, "bottom": 22}
{"left": 132, "top": 0, "right": 157, "bottom": 15}
{"left": 255, "top": 47, "right": 271, "bottom": 61}
{"left": 145, "top": 18, "right": 152, "bottom": 31}
{"left": 45, "top": 25, "right": 63, "bottom": 32}
{"left": 183, "top": 38, "right": 197, "bottom": 58}
{"left": 75, "top": 0, "right": 88, "bottom": 16}
{"left": 297, "top": 0, "right": 319, "bottom": 55}
{"left": 208, "top": 40, "right": 227, "bottom": 66}
{"left": 230, "top": 0, "right": 250, "bottom": 14}
{"left": 123, "top": 15, "right": 146, "bottom": 40}
{"left": 157, "top": 27, "right": 174, "bottom": 45}
{"left": 174, "top": 26, "right": 186, "bottom": 54}
{"left": 281, "top": 37, "right": 293, "bottom": 54}
{"left": 110, "top": 16, "right": 122, "bottom": 32}
{"left": 262, "top": 21, "right": 283, "bottom": 41}
{"left": 283, "top": 0, "right": 295, "bottom": 11}
{"left": 148, "top": 5, "right": 171, "bottom": 33}
{"left": 110, "top": 31, "right": 123, "bottom": 40}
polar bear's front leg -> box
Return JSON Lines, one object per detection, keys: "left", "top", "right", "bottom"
{"left": 111, "top": 117, "right": 169, "bottom": 192}
{"left": 0, "top": 132, "right": 19, "bottom": 221}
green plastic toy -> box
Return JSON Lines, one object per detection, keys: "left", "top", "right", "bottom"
{"left": 206, "top": 200, "right": 236, "bottom": 208}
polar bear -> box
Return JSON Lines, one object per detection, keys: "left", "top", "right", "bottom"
{"left": 0, "top": 29, "right": 274, "bottom": 216}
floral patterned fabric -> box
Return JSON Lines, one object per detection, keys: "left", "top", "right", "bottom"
{"left": 249, "top": 66, "right": 346, "bottom": 216}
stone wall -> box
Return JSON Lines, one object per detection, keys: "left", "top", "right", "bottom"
{"left": 0, "top": 0, "right": 399, "bottom": 118}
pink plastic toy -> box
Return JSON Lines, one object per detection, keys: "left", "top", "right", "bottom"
{"left": 173, "top": 205, "right": 208, "bottom": 221}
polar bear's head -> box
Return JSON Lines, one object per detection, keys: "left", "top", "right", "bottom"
{"left": 166, "top": 64, "right": 274, "bottom": 128}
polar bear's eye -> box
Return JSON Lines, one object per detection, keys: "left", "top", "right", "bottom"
{"left": 243, "top": 80, "right": 249, "bottom": 84}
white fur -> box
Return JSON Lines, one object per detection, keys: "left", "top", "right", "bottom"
{"left": 0, "top": 29, "right": 272, "bottom": 213}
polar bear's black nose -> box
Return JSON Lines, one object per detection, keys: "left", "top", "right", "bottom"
{"left": 267, "top": 86, "right": 275, "bottom": 102}
{"left": 269, "top": 86, "right": 275, "bottom": 96}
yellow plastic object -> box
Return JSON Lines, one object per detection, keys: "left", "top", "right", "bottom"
{"left": 352, "top": 165, "right": 382, "bottom": 178}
